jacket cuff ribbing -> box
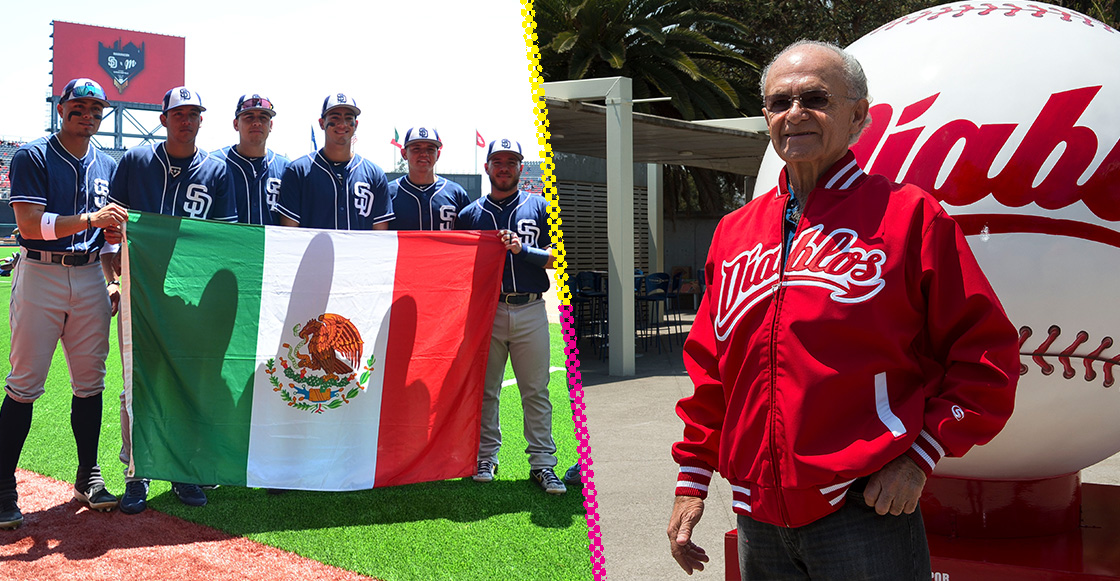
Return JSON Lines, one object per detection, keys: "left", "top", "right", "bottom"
{"left": 675, "top": 465, "right": 713, "bottom": 499}
{"left": 905, "top": 429, "right": 946, "bottom": 476}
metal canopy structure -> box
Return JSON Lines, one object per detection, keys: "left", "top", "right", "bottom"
{"left": 545, "top": 96, "right": 771, "bottom": 174}
{"left": 543, "top": 77, "right": 770, "bottom": 376}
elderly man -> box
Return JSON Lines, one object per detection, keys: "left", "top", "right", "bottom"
{"left": 667, "top": 40, "right": 1020, "bottom": 579}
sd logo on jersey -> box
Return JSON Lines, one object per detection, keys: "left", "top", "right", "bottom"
{"left": 264, "top": 313, "right": 374, "bottom": 414}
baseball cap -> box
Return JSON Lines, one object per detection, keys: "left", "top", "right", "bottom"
{"left": 403, "top": 127, "right": 442, "bottom": 148}
{"left": 162, "top": 87, "right": 206, "bottom": 113}
{"left": 235, "top": 94, "right": 276, "bottom": 118}
{"left": 486, "top": 138, "right": 524, "bottom": 161}
{"left": 321, "top": 93, "right": 360, "bottom": 117}
{"left": 60, "top": 78, "right": 110, "bottom": 107}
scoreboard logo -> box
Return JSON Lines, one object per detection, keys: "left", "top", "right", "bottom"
{"left": 97, "top": 39, "right": 146, "bottom": 94}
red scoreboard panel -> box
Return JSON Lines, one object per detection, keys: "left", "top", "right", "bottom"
{"left": 52, "top": 21, "right": 185, "bottom": 107}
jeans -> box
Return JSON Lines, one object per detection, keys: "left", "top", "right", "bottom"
{"left": 737, "top": 488, "right": 931, "bottom": 580}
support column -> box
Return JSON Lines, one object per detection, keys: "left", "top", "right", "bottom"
{"left": 605, "top": 78, "right": 635, "bottom": 376}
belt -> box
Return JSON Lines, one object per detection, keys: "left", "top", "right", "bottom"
{"left": 22, "top": 249, "right": 100, "bottom": 267}
{"left": 500, "top": 292, "right": 541, "bottom": 305}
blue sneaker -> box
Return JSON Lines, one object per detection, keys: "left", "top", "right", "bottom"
{"left": 119, "top": 480, "right": 149, "bottom": 515}
{"left": 563, "top": 463, "right": 582, "bottom": 486}
{"left": 171, "top": 482, "right": 208, "bottom": 507}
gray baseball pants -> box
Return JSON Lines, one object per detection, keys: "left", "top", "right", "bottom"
{"left": 5, "top": 256, "right": 110, "bottom": 403}
{"left": 477, "top": 299, "right": 557, "bottom": 471}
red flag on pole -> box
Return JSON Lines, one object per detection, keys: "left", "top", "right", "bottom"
{"left": 476, "top": 130, "right": 486, "bottom": 148}
{"left": 390, "top": 128, "right": 403, "bottom": 151}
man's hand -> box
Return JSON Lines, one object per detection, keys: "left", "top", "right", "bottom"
{"left": 91, "top": 203, "right": 128, "bottom": 230}
{"left": 107, "top": 281, "right": 121, "bottom": 317}
{"left": 499, "top": 229, "right": 522, "bottom": 254}
{"left": 863, "top": 455, "right": 927, "bottom": 516}
{"left": 668, "top": 495, "right": 709, "bottom": 574}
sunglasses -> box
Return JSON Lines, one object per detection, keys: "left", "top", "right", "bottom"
{"left": 765, "top": 90, "right": 854, "bottom": 113}
{"left": 69, "top": 84, "right": 105, "bottom": 100}
{"left": 239, "top": 97, "right": 273, "bottom": 111}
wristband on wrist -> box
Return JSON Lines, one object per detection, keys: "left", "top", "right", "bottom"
{"left": 86, "top": 213, "right": 92, "bottom": 231}
{"left": 40, "top": 212, "right": 60, "bottom": 241}
{"left": 107, "top": 280, "right": 120, "bottom": 287}
{"left": 521, "top": 245, "right": 551, "bottom": 268}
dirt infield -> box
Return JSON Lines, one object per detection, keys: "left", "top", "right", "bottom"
{"left": 0, "top": 469, "right": 375, "bottom": 581}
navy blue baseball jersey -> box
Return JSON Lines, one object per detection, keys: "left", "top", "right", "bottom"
{"left": 8, "top": 134, "right": 117, "bottom": 254}
{"left": 388, "top": 175, "right": 470, "bottom": 231}
{"left": 211, "top": 145, "right": 290, "bottom": 226}
{"left": 458, "top": 191, "right": 553, "bottom": 294}
{"left": 275, "top": 151, "right": 393, "bottom": 230}
{"left": 109, "top": 142, "right": 237, "bottom": 222}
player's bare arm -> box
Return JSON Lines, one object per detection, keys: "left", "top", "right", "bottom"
{"left": 279, "top": 216, "right": 299, "bottom": 228}
{"left": 12, "top": 201, "right": 127, "bottom": 241}
{"left": 102, "top": 257, "right": 121, "bottom": 316}
{"left": 668, "top": 495, "right": 709, "bottom": 574}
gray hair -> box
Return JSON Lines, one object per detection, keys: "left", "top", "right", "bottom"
{"left": 759, "top": 40, "right": 872, "bottom": 145}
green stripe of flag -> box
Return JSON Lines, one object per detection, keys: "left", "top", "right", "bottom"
{"left": 126, "top": 212, "right": 265, "bottom": 485}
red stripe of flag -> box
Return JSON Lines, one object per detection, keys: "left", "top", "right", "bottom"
{"left": 375, "top": 231, "right": 505, "bottom": 486}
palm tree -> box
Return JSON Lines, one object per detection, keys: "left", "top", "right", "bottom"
{"left": 537, "top": 0, "right": 758, "bottom": 120}
{"left": 538, "top": 0, "right": 760, "bottom": 216}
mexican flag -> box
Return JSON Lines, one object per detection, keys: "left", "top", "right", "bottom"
{"left": 120, "top": 212, "right": 505, "bottom": 490}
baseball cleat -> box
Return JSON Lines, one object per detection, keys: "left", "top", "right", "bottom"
{"left": 74, "top": 464, "right": 118, "bottom": 511}
{"left": 0, "top": 499, "right": 21, "bottom": 530}
{"left": 473, "top": 460, "right": 498, "bottom": 483}
{"left": 119, "top": 480, "right": 150, "bottom": 515}
{"left": 74, "top": 483, "right": 118, "bottom": 512}
{"left": 530, "top": 468, "right": 567, "bottom": 495}
{"left": 171, "top": 482, "right": 208, "bottom": 507}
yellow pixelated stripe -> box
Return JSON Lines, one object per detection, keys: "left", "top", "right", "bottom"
{"left": 521, "top": 2, "right": 606, "bottom": 580}
{"left": 520, "top": 1, "right": 567, "bottom": 303}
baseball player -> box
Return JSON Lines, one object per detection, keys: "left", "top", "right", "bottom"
{"left": 1, "top": 78, "right": 128, "bottom": 529}
{"left": 210, "top": 94, "right": 290, "bottom": 225}
{"left": 457, "top": 139, "right": 564, "bottom": 495}
{"left": 110, "top": 86, "right": 236, "bottom": 515}
{"left": 387, "top": 127, "right": 469, "bottom": 231}
{"left": 276, "top": 94, "right": 392, "bottom": 230}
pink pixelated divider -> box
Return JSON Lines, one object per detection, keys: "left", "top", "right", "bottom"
{"left": 559, "top": 303, "right": 606, "bottom": 578}
{"left": 520, "top": 0, "right": 605, "bottom": 576}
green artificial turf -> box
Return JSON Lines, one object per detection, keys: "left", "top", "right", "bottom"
{"left": 0, "top": 246, "right": 592, "bottom": 581}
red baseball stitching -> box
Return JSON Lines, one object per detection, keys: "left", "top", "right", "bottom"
{"left": 1019, "top": 325, "right": 1118, "bottom": 387}
{"left": 875, "top": 2, "right": 1113, "bottom": 34}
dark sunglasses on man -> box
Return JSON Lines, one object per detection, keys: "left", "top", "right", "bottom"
{"left": 765, "top": 90, "right": 857, "bottom": 114}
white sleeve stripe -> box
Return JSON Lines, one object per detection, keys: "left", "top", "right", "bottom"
{"left": 920, "top": 430, "right": 946, "bottom": 459}
{"left": 679, "top": 466, "right": 713, "bottom": 477}
{"left": 875, "top": 373, "right": 908, "bottom": 438}
{"left": 910, "top": 442, "right": 936, "bottom": 470}
{"left": 732, "top": 500, "right": 752, "bottom": 513}
{"left": 676, "top": 481, "right": 709, "bottom": 492}
{"left": 730, "top": 485, "right": 751, "bottom": 496}
{"left": 819, "top": 478, "right": 856, "bottom": 495}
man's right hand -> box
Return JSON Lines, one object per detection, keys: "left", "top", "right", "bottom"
{"left": 668, "top": 495, "right": 709, "bottom": 574}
